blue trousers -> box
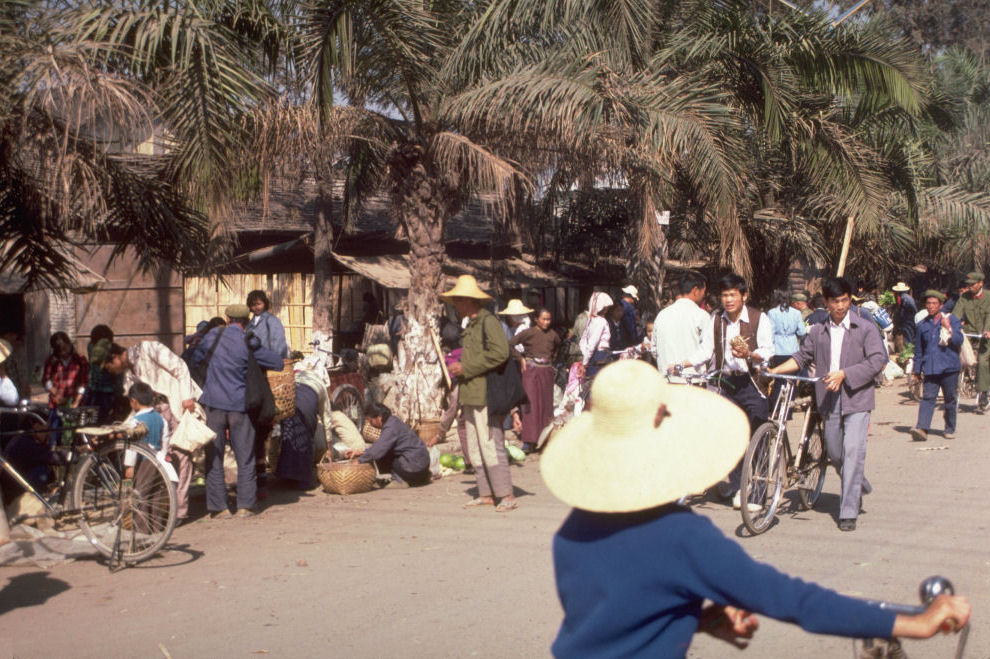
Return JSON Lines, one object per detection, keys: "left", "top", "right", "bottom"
{"left": 204, "top": 407, "right": 256, "bottom": 512}
{"left": 915, "top": 371, "right": 958, "bottom": 434}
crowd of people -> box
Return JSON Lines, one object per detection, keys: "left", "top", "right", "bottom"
{"left": 0, "top": 268, "right": 980, "bottom": 655}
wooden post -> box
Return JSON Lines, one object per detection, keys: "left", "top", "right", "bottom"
{"left": 836, "top": 215, "right": 854, "bottom": 277}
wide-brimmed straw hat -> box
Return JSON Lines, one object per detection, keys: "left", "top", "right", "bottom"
{"left": 0, "top": 339, "right": 11, "bottom": 366}
{"left": 498, "top": 299, "right": 534, "bottom": 316}
{"left": 440, "top": 275, "right": 492, "bottom": 303}
{"left": 540, "top": 360, "right": 749, "bottom": 513}
{"left": 891, "top": 282, "right": 910, "bottom": 292}
{"left": 621, "top": 285, "right": 639, "bottom": 300}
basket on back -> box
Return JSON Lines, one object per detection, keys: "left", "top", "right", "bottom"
{"left": 317, "top": 456, "right": 376, "bottom": 495}
{"left": 267, "top": 359, "right": 297, "bottom": 423}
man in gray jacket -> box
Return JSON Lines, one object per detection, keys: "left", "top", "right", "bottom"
{"left": 770, "top": 277, "right": 887, "bottom": 532}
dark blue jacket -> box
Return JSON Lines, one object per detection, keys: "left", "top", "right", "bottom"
{"left": 613, "top": 299, "right": 640, "bottom": 351}
{"left": 895, "top": 294, "right": 917, "bottom": 344}
{"left": 913, "top": 313, "right": 963, "bottom": 375}
{"left": 191, "top": 324, "right": 283, "bottom": 412}
{"left": 552, "top": 506, "right": 895, "bottom": 658}
{"left": 358, "top": 415, "right": 429, "bottom": 474}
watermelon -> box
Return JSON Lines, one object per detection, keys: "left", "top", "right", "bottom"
{"left": 439, "top": 453, "right": 455, "bottom": 468}
{"left": 505, "top": 442, "right": 526, "bottom": 463}
{"left": 453, "top": 456, "right": 466, "bottom": 471}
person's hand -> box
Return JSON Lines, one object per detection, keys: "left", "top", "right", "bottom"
{"left": 448, "top": 361, "right": 463, "bottom": 378}
{"left": 343, "top": 449, "right": 363, "bottom": 459}
{"left": 512, "top": 414, "right": 522, "bottom": 434}
{"left": 519, "top": 359, "right": 527, "bottom": 373}
{"left": 894, "top": 594, "right": 970, "bottom": 638}
{"left": 983, "top": 330, "right": 990, "bottom": 339}
{"left": 426, "top": 434, "right": 441, "bottom": 448}
{"left": 699, "top": 604, "right": 759, "bottom": 648}
{"left": 940, "top": 315, "right": 951, "bottom": 330}
{"left": 730, "top": 344, "right": 751, "bottom": 360}
{"left": 182, "top": 399, "right": 196, "bottom": 413}
{"left": 824, "top": 370, "right": 845, "bottom": 392}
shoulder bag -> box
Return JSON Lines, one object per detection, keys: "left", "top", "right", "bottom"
{"left": 481, "top": 317, "right": 528, "bottom": 418}
{"left": 244, "top": 335, "right": 276, "bottom": 425}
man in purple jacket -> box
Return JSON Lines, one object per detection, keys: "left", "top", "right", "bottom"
{"left": 770, "top": 277, "right": 887, "bottom": 532}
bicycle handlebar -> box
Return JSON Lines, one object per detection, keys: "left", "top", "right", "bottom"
{"left": 962, "top": 333, "right": 984, "bottom": 339}
{"left": 759, "top": 371, "right": 824, "bottom": 383}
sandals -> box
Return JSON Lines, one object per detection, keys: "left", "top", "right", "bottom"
{"left": 495, "top": 499, "right": 518, "bottom": 513}
{"left": 463, "top": 498, "right": 493, "bottom": 509}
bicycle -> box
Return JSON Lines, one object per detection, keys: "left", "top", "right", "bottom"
{"left": 738, "top": 371, "right": 827, "bottom": 535}
{"left": 304, "top": 334, "right": 366, "bottom": 430}
{"left": 960, "top": 333, "right": 985, "bottom": 410}
{"left": 854, "top": 576, "right": 970, "bottom": 659}
{"left": 0, "top": 404, "right": 177, "bottom": 568}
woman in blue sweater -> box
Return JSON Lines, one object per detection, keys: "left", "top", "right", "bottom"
{"left": 541, "top": 360, "right": 969, "bottom": 658}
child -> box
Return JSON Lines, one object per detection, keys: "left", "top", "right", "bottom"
{"left": 121, "top": 382, "right": 166, "bottom": 490}
{"left": 154, "top": 393, "right": 192, "bottom": 523}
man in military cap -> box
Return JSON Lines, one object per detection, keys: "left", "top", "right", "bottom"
{"left": 191, "top": 303, "right": 283, "bottom": 518}
{"left": 910, "top": 290, "right": 963, "bottom": 440}
{"left": 953, "top": 271, "right": 990, "bottom": 409}
{"left": 790, "top": 291, "right": 811, "bottom": 321}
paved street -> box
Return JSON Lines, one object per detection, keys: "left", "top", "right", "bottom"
{"left": 0, "top": 384, "right": 987, "bottom": 658}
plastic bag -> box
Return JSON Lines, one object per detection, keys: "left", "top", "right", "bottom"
{"left": 169, "top": 411, "right": 216, "bottom": 453}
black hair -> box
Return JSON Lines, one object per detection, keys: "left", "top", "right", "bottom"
{"left": 717, "top": 273, "right": 748, "bottom": 296}
{"left": 128, "top": 381, "right": 154, "bottom": 407}
{"left": 821, "top": 277, "right": 853, "bottom": 300}
{"left": 108, "top": 343, "right": 127, "bottom": 359}
{"left": 364, "top": 401, "right": 391, "bottom": 422}
{"left": 208, "top": 316, "right": 227, "bottom": 329}
{"left": 771, "top": 289, "right": 790, "bottom": 311}
{"left": 246, "top": 290, "right": 269, "bottom": 310}
{"left": 50, "top": 331, "right": 73, "bottom": 353}
{"left": 152, "top": 392, "right": 170, "bottom": 407}
{"left": 810, "top": 293, "right": 825, "bottom": 309}
{"left": 535, "top": 307, "right": 552, "bottom": 318}
{"left": 439, "top": 319, "right": 462, "bottom": 349}
{"left": 678, "top": 271, "right": 707, "bottom": 296}
{"left": 89, "top": 324, "right": 114, "bottom": 344}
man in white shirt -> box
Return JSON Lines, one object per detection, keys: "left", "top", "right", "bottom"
{"left": 711, "top": 273, "right": 775, "bottom": 507}
{"left": 653, "top": 271, "right": 713, "bottom": 379}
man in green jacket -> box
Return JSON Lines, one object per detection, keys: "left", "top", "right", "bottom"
{"left": 443, "top": 275, "right": 518, "bottom": 513}
{"left": 953, "top": 271, "right": 990, "bottom": 409}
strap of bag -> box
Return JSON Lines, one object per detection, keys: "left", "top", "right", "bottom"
{"left": 202, "top": 327, "right": 226, "bottom": 382}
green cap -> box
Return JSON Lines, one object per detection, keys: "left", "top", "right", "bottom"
{"left": 965, "top": 271, "right": 984, "bottom": 284}
{"left": 790, "top": 292, "right": 808, "bottom": 302}
{"left": 922, "top": 289, "right": 946, "bottom": 303}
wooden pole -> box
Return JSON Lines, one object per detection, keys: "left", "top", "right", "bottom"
{"left": 429, "top": 326, "right": 452, "bottom": 389}
{"left": 836, "top": 215, "right": 854, "bottom": 277}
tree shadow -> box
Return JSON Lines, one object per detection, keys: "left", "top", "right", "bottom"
{"left": 0, "top": 571, "right": 71, "bottom": 615}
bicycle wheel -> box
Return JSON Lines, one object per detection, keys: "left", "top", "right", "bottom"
{"left": 797, "top": 424, "right": 827, "bottom": 510}
{"left": 739, "top": 422, "right": 785, "bottom": 535}
{"left": 331, "top": 384, "right": 365, "bottom": 431}
{"left": 72, "top": 440, "right": 177, "bottom": 564}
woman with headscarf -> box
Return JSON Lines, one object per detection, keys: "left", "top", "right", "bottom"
{"left": 579, "top": 292, "right": 614, "bottom": 381}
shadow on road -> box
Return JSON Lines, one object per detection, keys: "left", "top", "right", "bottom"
{"left": 0, "top": 571, "right": 70, "bottom": 615}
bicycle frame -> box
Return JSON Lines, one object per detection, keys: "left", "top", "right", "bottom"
{"left": 763, "top": 373, "right": 823, "bottom": 490}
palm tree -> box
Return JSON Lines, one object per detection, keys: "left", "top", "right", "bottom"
{"left": 0, "top": 0, "right": 216, "bottom": 288}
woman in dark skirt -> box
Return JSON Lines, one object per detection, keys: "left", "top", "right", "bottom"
{"left": 510, "top": 309, "right": 562, "bottom": 453}
{"left": 276, "top": 378, "right": 320, "bottom": 488}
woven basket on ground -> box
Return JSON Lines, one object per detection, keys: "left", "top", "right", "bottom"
{"left": 317, "top": 457, "right": 376, "bottom": 495}
{"left": 267, "top": 359, "right": 297, "bottom": 423}
{"left": 414, "top": 418, "right": 442, "bottom": 443}
{"left": 362, "top": 421, "right": 382, "bottom": 443}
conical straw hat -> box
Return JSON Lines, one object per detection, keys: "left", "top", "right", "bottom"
{"left": 540, "top": 360, "right": 749, "bottom": 513}
{"left": 440, "top": 275, "right": 492, "bottom": 303}
{"left": 498, "top": 299, "right": 534, "bottom": 315}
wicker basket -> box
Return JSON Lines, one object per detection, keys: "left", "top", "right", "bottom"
{"left": 267, "top": 359, "right": 297, "bottom": 423}
{"left": 362, "top": 421, "right": 382, "bottom": 443}
{"left": 414, "top": 418, "right": 442, "bottom": 443}
{"left": 317, "top": 458, "right": 377, "bottom": 495}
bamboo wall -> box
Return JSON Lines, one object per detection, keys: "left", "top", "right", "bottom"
{"left": 184, "top": 273, "right": 379, "bottom": 354}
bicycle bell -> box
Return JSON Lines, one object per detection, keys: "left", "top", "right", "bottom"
{"left": 919, "top": 576, "right": 954, "bottom": 604}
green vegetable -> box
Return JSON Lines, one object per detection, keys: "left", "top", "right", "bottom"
{"left": 505, "top": 442, "right": 526, "bottom": 462}
{"left": 453, "top": 456, "right": 466, "bottom": 470}
{"left": 439, "top": 453, "right": 455, "bottom": 468}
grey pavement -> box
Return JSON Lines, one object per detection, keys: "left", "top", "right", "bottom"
{"left": 0, "top": 383, "right": 986, "bottom": 658}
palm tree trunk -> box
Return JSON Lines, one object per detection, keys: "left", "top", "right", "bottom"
{"left": 312, "top": 180, "right": 336, "bottom": 339}
{"left": 388, "top": 144, "right": 459, "bottom": 425}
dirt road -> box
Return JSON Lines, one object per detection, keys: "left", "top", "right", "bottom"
{"left": 1, "top": 385, "right": 987, "bottom": 658}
